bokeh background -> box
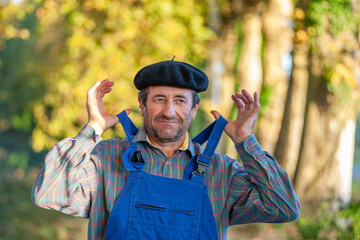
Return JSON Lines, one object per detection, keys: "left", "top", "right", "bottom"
{"left": 0, "top": 0, "right": 359, "bottom": 239}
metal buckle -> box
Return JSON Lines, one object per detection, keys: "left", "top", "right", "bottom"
{"left": 131, "top": 151, "right": 145, "bottom": 164}
{"left": 192, "top": 154, "right": 211, "bottom": 177}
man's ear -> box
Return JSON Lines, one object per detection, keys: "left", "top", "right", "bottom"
{"left": 138, "top": 95, "right": 145, "bottom": 116}
{"left": 191, "top": 100, "right": 200, "bottom": 120}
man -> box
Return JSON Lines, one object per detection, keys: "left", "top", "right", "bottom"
{"left": 32, "top": 60, "right": 300, "bottom": 239}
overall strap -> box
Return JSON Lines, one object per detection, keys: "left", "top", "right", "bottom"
{"left": 184, "top": 116, "right": 228, "bottom": 182}
{"left": 117, "top": 110, "right": 145, "bottom": 171}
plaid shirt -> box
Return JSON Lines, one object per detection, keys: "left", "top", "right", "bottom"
{"left": 32, "top": 124, "right": 300, "bottom": 239}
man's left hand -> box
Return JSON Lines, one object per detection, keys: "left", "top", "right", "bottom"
{"left": 211, "top": 89, "right": 260, "bottom": 144}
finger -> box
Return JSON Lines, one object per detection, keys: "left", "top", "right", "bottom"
{"left": 254, "top": 92, "right": 261, "bottom": 107}
{"left": 101, "top": 79, "right": 114, "bottom": 88}
{"left": 100, "top": 88, "right": 112, "bottom": 98}
{"left": 93, "top": 80, "right": 103, "bottom": 88}
{"left": 100, "top": 78, "right": 110, "bottom": 85}
{"left": 101, "top": 86, "right": 112, "bottom": 96}
{"left": 104, "top": 87, "right": 112, "bottom": 93}
{"left": 232, "top": 94, "right": 245, "bottom": 110}
{"left": 210, "top": 110, "right": 221, "bottom": 120}
{"left": 96, "top": 79, "right": 109, "bottom": 90}
{"left": 234, "top": 93, "right": 249, "bottom": 104}
{"left": 98, "top": 80, "right": 114, "bottom": 98}
{"left": 125, "top": 109, "right": 132, "bottom": 115}
{"left": 98, "top": 80, "right": 114, "bottom": 93}
{"left": 241, "top": 89, "right": 254, "bottom": 103}
{"left": 88, "top": 80, "right": 102, "bottom": 96}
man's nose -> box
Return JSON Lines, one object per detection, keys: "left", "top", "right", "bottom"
{"left": 162, "top": 101, "right": 176, "bottom": 117}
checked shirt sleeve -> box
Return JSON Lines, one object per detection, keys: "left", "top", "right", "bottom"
{"left": 32, "top": 124, "right": 102, "bottom": 218}
{"left": 227, "top": 135, "right": 301, "bottom": 225}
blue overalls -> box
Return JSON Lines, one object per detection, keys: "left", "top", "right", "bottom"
{"left": 104, "top": 111, "right": 228, "bottom": 240}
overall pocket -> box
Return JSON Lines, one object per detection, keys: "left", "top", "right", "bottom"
{"left": 127, "top": 193, "right": 200, "bottom": 240}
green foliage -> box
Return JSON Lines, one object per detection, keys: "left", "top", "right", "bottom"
{"left": 339, "top": 201, "right": 360, "bottom": 238}
{"left": 298, "top": 200, "right": 360, "bottom": 240}
{"left": 0, "top": 2, "right": 34, "bottom": 46}
{"left": 0, "top": 131, "right": 87, "bottom": 239}
{"left": 0, "top": 173, "right": 88, "bottom": 239}
{"left": 10, "top": 110, "right": 33, "bottom": 132}
{"left": 189, "top": 106, "right": 208, "bottom": 137}
{"left": 305, "top": 0, "right": 354, "bottom": 37}
{"left": 258, "top": 84, "right": 273, "bottom": 118}
{"left": 0, "top": 2, "right": 45, "bottom": 133}
{"left": 303, "top": 0, "right": 358, "bottom": 106}
{"left": 0, "top": 0, "right": 215, "bottom": 152}
{"left": 8, "top": 151, "right": 29, "bottom": 172}
{"left": 232, "top": 19, "right": 243, "bottom": 77}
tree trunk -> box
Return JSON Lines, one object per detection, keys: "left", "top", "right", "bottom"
{"left": 292, "top": 22, "right": 359, "bottom": 205}
{"left": 207, "top": 30, "right": 238, "bottom": 157}
{"left": 274, "top": 1, "right": 309, "bottom": 179}
{"left": 274, "top": 41, "right": 309, "bottom": 178}
{"left": 204, "top": 0, "right": 237, "bottom": 157}
{"left": 293, "top": 75, "right": 358, "bottom": 206}
{"left": 256, "top": 0, "right": 294, "bottom": 153}
{"left": 218, "top": 0, "right": 265, "bottom": 158}
{"left": 236, "top": 0, "right": 263, "bottom": 94}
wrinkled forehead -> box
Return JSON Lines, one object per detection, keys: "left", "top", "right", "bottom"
{"left": 147, "top": 86, "right": 193, "bottom": 98}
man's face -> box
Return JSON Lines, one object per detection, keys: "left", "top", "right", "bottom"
{"left": 139, "top": 86, "right": 199, "bottom": 144}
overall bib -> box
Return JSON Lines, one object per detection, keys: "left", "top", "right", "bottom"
{"left": 104, "top": 111, "right": 228, "bottom": 240}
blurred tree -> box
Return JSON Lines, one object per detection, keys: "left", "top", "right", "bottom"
{"left": 201, "top": 0, "right": 239, "bottom": 157}
{"left": 203, "top": 0, "right": 267, "bottom": 159}
{"left": 275, "top": 0, "right": 310, "bottom": 179}
{"left": 12, "top": 0, "right": 215, "bottom": 151}
{"left": 256, "top": 0, "right": 294, "bottom": 153}
{"left": 278, "top": 0, "right": 359, "bottom": 206}
{"left": 0, "top": 1, "right": 32, "bottom": 49}
{"left": 236, "top": 0, "right": 264, "bottom": 94}
{"left": 0, "top": 1, "right": 45, "bottom": 133}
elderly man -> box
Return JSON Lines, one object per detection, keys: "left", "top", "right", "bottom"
{"left": 32, "top": 60, "right": 300, "bottom": 240}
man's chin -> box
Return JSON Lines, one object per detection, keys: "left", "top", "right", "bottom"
{"left": 155, "top": 130, "right": 182, "bottom": 142}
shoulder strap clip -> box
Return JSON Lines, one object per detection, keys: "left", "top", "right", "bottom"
{"left": 192, "top": 153, "right": 211, "bottom": 177}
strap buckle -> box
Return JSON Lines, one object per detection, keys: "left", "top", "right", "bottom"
{"left": 131, "top": 151, "right": 145, "bottom": 164}
{"left": 192, "top": 154, "right": 211, "bottom": 177}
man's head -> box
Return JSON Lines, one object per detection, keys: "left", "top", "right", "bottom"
{"left": 134, "top": 60, "right": 208, "bottom": 144}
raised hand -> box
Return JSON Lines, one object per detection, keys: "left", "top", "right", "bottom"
{"left": 211, "top": 89, "right": 260, "bottom": 144}
{"left": 87, "top": 79, "right": 131, "bottom": 136}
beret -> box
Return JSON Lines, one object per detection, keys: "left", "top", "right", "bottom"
{"left": 134, "top": 60, "right": 208, "bottom": 92}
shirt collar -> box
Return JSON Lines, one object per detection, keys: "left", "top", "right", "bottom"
{"left": 133, "top": 126, "right": 196, "bottom": 157}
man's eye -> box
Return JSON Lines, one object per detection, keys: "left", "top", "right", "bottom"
{"left": 176, "top": 99, "right": 185, "bottom": 103}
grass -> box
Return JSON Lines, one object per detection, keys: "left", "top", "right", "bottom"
{"left": 0, "top": 167, "right": 88, "bottom": 240}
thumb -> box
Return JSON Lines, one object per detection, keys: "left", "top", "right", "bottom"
{"left": 210, "top": 110, "right": 221, "bottom": 120}
{"left": 124, "top": 109, "right": 132, "bottom": 115}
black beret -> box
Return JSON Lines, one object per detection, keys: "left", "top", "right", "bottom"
{"left": 134, "top": 60, "right": 208, "bottom": 92}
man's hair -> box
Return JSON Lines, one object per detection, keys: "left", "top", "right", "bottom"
{"left": 138, "top": 88, "right": 200, "bottom": 109}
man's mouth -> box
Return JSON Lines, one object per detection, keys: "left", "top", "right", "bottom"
{"left": 155, "top": 117, "right": 182, "bottom": 126}
{"left": 157, "top": 120, "right": 180, "bottom": 125}
{"left": 156, "top": 116, "right": 181, "bottom": 123}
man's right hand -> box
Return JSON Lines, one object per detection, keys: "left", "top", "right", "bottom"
{"left": 86, "top": 79, "right": 127, "bottom": 136}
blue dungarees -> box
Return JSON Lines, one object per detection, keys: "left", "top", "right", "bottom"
{"left": 104, "top": 111, "right": 228, "bottom": 240}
